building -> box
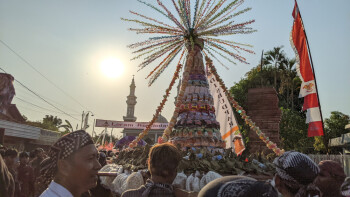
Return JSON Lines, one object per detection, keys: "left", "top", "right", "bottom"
{"left": 329, "top": 124, "right": 350, "bottom": 154}
{"left": 0, "top": 118, "right": 60, "bottom": 150}
{"left": 121, "top": 77, "right": 168, "bottom": 144}
{"left": 0, "top": 104, "right": 60, "bottom": 150}
{"left": 328, "top": 124, "right": 350, "bottom": 176}
{"left": 0, "top": 73, "right": 61, "bottom": 150}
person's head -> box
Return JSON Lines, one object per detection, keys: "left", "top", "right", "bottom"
{"left": 315, "top": 160, "right": 346, "bottom": 197}
{"left": 0, "top": 149, "right": 5, "bottom": 157}
{"left": 3, "top": 149, "right": 18, "bottom": 167}
{"left": 98, "top": 152, "right": 107, "bottom": 167}
{"left": 212, "top": 177, "right": 277, "bottom": 197}
{"left": 237, "top": 181, "right": 278, "bottom": 197}
{"left": 0, "top": 154, "right": 15, "bottom": 197}
{"left": 29, "top": 150, "right": 36, "bottom": 160}
{"left": 39, "top": 130, "right": 101, "bottom": 196}
{"left": 19, "top": 152, "right": 29, "bottom": 165}
{"left": 273, "top": 151, "right": 321, "bottom": 197}
{"left": 34, "top": 148, "right": 45, "bottom": 160}
{"left": 148, "top": 143, "right": 181, "bottom": 184}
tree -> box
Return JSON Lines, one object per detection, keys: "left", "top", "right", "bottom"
{"left": 263, "top": 46, "right": 286, "bottom": 89}
{"left": 314, "top": 111, "right": 350, "bottom": 153}
{"left": 25, "top": 115, "right": 64, "bottom": 132}
{"left": 230, "top": 46, "right": 308, "bottom": 152}
{"left": 279, "top": 108, "right": 315, "bottom": 153}
{"left": 58, "top": 120, "right": 74, "bottom": 135}
{"left": 42, "top": 115, "right": 62, "bottom": 130}
{"left": 279, "top": 58, "right": 298, "bottom": 110}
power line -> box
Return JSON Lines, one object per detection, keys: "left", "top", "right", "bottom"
{"left": 0, "top": 67, "right": 80, "bottom": 121}
{"left": 0, "top": 39, "right": 89, "bottom": 111}
{"left": 16, "top": 103, "right": 57, "bottom": 116}
{"left": 14, "top": 97, "right": 80, "bottom": 117}
{"left": 15, "top": 86, "right": 81, "bottom": 114}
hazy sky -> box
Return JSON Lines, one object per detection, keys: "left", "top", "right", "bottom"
{"left": 1, "top": 0, "right": 349, "bottom": 137}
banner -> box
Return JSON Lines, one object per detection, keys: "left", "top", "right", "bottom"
{"left": 95, "top": 119, "right": 168, "bottom": 130}
{"left": 207, "top": 69, "right": 245, "bottom": 155}
{"left": 290, "top": 1, "right": 324, "bottom": 137}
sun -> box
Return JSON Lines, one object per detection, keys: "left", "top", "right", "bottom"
{"left": 100, "top": 58, "right": 125, "bottom": 78}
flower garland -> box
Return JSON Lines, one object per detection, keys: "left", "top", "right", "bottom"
{"left": 205, "top": 56, "right": 285, "bottom": 156}
{"left": 161, "top": 50, "right": 195, "bottom": 142}
{"left": 128, "top": 53, "right": 185, "bottom": 148}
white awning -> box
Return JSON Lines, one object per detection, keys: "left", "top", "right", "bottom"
{"left": 0, "top": 119, "right": 40, "bottom": 140}
{"left": 345, "top": 124, "right": 350, "bottom": 129}
{"left": 329, "top": 132, "right": 350, "bottom": 147}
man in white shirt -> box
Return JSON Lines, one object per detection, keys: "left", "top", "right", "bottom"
{"left": 38, "top": 130, "right": 101, "bottom": 197}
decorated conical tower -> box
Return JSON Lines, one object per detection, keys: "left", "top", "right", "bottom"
{"left": 122, "top": 0, "right": 284, "bottom": 157}
{"left": 169, "top": 42, "right": 225, "bottom": 149}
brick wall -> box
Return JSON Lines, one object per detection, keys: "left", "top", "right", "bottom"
{"left": 247, "top": 88, "right": 281, "bottom": 154}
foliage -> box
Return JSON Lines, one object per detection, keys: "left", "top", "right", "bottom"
{"left": 229, "top": 46, "right": 309, "bottom": 153}
{"left": 313, "top": 136, "right": 326, "bottom": 153}
{"left": 263, "top": 46, "right": 287, "bottom": 88}
{"left": 25, "top": 115, "right": 62, "bottom": 131}
{"left": 24, "top": 115, "right": 74, "bottom": 136}
{"left": 58, "top": 120, "right": 74, "bottom": 135}
{"left": 314, "top": 111, "right": 350, "bottom": 153}
{"left": 230, "top": 46, "right": 350, "bottom": 154}
{"left": 93, "top": 133, "right": 118, "bottom": 145}
{"left": 230, "top": 47, "right": 303, "bottom": 111}
{"left": 279, "top": 108, "right": 315, "bottom": 153}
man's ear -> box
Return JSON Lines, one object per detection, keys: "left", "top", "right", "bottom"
{"left": 57, "top": 159, "right": 72, "bottom": 177}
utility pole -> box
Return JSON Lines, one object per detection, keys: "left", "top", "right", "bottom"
{"left": 92, "top": 119, "right": 96, "bottom": 138}
{"left": 260, "top": 50, "right": 264, "bottom": 87}
{"left": 81, "top": 111, "right": 94, "bottom": 131}
{"left": 81, "top": 111, "right": 84, "bottom": 130}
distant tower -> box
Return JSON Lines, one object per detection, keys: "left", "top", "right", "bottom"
{"left": 123, "top": 76, "right": 137, "bottom": 122}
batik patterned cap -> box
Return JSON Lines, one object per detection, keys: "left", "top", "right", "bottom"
{"left": 217, "top": 179, "right": 256, "bottom": 197}
{"left": 273, "top": 151, "right": 320, "bottom": 197}
{"left": 38, "top": 130, "right": 94, "bottom": 193}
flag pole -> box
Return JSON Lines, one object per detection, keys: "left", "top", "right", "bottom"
{"left": 260, "top": 50, "right": 264, "bottom": 86}
{"left": 295, "top": 0, "right": 325, "bottom": 133}
{"left": 260, "top": 50, "right": 264, "bottom": 71}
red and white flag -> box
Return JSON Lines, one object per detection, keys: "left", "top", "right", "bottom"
{"left": 290, "top": 1, "right": 324, "bottom": 137}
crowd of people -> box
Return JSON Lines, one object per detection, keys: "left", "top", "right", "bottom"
{"left": 0, "top": 145, "right": 46, "bottom": 197}
{"left": 0, "top": 130, "right": 349, "bottom": 197}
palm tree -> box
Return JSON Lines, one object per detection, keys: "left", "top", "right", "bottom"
{"left": 59, "top": 120, "right": 74, "bottom": 134}
{"left": 263, "top": 46, "right": 287, "bottom": 89}
{"left": 280, "top": 58, "right": 296, "bottom": 109}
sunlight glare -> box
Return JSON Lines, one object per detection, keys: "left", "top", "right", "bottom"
{"left": 100, "top": 58, "right": 125, "bottom": 78}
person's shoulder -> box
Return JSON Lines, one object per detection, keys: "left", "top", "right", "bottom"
{"left": 121, "top": 187, "right": 144, "bottom": 197}
{"left": 39, "top": 189, "right": 57, "bottom": 197}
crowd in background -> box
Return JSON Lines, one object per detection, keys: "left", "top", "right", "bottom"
{"left": 0, "top": 130, "right": 349, "bottom": 197}
{"left": 0, "top": 146, "right": 47, "bottom": 197}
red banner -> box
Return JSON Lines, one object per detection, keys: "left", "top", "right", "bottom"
{"left": 290, "top": 1, "right": 324, "bottom": 137}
